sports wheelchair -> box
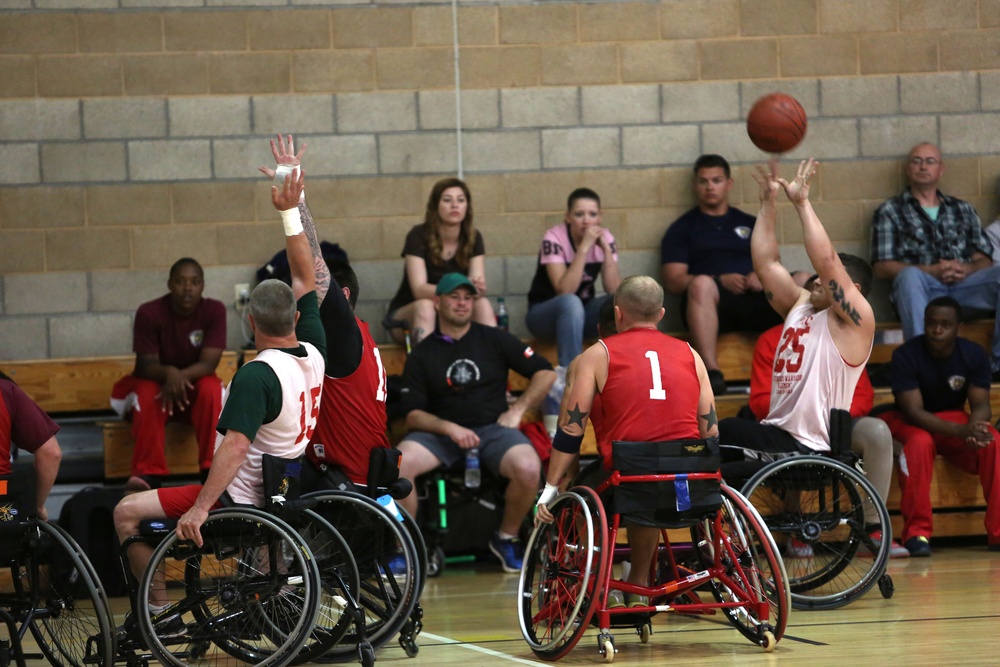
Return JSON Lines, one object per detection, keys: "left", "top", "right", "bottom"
{"left": 726, "top": 409, "right": 895, "bottom": 610}
{"left": 0, "top": 468, "right": 115, "bottom": 667}
{"left": 518, "top": 439, "right": 790, "bottom": 663}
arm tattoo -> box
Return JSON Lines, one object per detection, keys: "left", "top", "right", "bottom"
{"left": 299, "top": 201, "right": 331, "bottom": 303}
{"left": 565, "top": 402, "right": 589, "bottom": 429}
{"left": 700, "top": 404, "right": 717, "bottom": 430}
{"left": 828, "top": 279, "right": 863, "bottom": 326}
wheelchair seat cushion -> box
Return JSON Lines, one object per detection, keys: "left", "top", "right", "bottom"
{"left": 611, "top": 438, "right": 722, "bottom": 528}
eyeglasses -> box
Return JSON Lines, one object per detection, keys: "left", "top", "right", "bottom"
{"left": 909, "top": 157, "right": 940, "bottom": 166}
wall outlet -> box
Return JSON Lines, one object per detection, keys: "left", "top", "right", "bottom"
{"left": 234, "top": 283, "right": 250, "bottom": 308}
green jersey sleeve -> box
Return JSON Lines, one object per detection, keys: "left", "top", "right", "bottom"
{"left": 216, "top": 361, "right": 283, "bottom": 441}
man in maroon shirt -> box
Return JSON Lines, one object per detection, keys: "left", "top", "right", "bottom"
{"left": 0, "top": 374, "right": 62, "bottom": 520}
{"left": 110, "top": 259, "right": 226, "bottom": 490}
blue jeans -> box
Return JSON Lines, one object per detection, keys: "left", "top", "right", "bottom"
{"left": 892, "top": 265, "right": 1000, "bottom": 369}
{"left": 525, "top": 293, "right": 612, "bottom": 367}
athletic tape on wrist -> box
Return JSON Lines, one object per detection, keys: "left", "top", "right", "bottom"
{"left": 280, "top": 207, "right": 303, "bottom": 236}
{"left": 274, "top": 165, "right": 305, "bottom": 202}
{"left": 536, "top": 483, "right": 559, "bottom": 507}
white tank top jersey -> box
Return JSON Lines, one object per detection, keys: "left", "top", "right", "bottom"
{"left": 223, "top": 343, "right": 325, "bottom": 506}
{"left": 761, "top": 303, "right": 869, "bottom": 452}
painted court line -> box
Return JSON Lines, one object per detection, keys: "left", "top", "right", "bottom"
{"left": 419, "top": 631, "right": 550, "bottom": 667}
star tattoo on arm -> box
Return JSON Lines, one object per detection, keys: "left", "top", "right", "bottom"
{"left": 700, "top": 404, "right": 718, "bottom": 430}
{"left": 565, "top": 402, "right": 589, "bottom": 430}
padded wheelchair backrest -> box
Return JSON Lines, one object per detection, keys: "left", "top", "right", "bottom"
{"left": 829, "top": 408, "right": 853, "bottom": 456}
{"left": 611, "top": 438, "right": 722, "bottom": 528}
{"left": 0, "top": 468, "right": 37, "bottom": 527}
{"left": 261, "top": 454, "right": 304, "bottom": 511}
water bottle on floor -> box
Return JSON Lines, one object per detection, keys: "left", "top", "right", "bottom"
{"left": 465, "top": 447, "right": 481, "bottom": 489}
{"left": 497, "top": 297, "right": 509, "bottom": 332}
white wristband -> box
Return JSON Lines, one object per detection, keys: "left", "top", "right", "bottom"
{"left": 280, "top": 207, "right": 303, "bottom": 236}
{"left": 537, "top": 483, "right": 559, "bottom": 507}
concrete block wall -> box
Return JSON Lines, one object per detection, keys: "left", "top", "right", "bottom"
{"left": 1, "top": 0, "right": 999, "bottom": 359}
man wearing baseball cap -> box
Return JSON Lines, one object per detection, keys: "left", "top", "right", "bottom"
{"left": 395, "top": 273, "right": 555, "bottom": 572}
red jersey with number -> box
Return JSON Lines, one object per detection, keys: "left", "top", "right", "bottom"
{"left": 762, "top": 303, "right": 868, "bottom": 452}
{"left": 307, "top": 319, "right": 389, "bottom": 484}
{"left": 595, "top": 328, "right": 702, "bottom": 469}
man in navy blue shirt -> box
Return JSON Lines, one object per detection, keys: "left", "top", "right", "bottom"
{"left": 878, "top": 296, "right": 1000, "bottom": 556}
{"left": 661, "top": 154, "right": 805, "bottom": 395}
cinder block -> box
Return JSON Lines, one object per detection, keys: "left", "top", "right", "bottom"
{"left": 543, "top": 128, "right": 620, "bottom": 169}
{"left": 332, "top": 7, "right": 412, "bottom": 48}
{"left": 662, "top": 82, "right": 739, "bottom": 122}
{"left": 84, "top": 98, "right": 166, "bottom": 139}
{"left": 201, "top": 264, "right": 257, "bottom": 306}
{"left": 462, "top": 131, "right": 541, "bottom": 173}
{"left": 779, "top": 34, "right": 858, "bottom": 77}
{"left": 0, "top": 317, "right": 48, "bottom": 360}
{"left": 376, "top": 48, "right": 455, "bottom": 89}
{"left": 5, "top": 271, "right": 87, "bottom": 314}
{"left": 380, "top": 132, "right": 459, "bottom": 175}
{"left": 165, "top": 11, "right": 248, "bottom": 51}
{"left": 352, "top": 259, "right": 403, "bottom": 303}
{"left": 700, "top": 39, "right": 778, "bottom": 80}
{"left": 248, "top": 9, "right": 330, "bottom": 50}
{"left": 129, "top": 140, "right": 211, "bottom": 182}
{"left": 209, "top": 54, "right": 291, "bottom": 95}
{"left": 413, "top": 5, "right": 496, "bottom": 47}
{"left": 329, "top": 176, "right": 424, "bottom": 219}
{"left": 625, "top": 207, "right": 686, "bottom": 251}
{"left": 503, "top": 171, "right": 589, "bottom": 213}
{"left": 702, "top": 122, "right": 775, "bottom": 163}
{"left": 124, "top": 54, "right": 210, "bottom": 96}
{"left": 0, "top": 186, "right": 84, "bottom": 229}
{"left": 463, "top": 173, "right": 504, "bottom": 214}
{"left": 483, "top": 254, "right": 506, "bottom": 297}
{"left": 860, "top": 117, "right": 940, "bottom": 158}
{"left": 940, "top": 30, "right": 1000, "bottom": 70}
{"left": 658, "top": 0, "right": 740, "bottom": 39}
{"left": 293, "top": 51, "right": 375, "bottom": 93}
{"left": 901, "top": 72, "right": 978, "bottom": 113}
{"left": 172, "top": 182, "right": 256, "bottom": 224}
{"left": 900, "top": 0, "right": 977, "bottom": 30}
{"left": 942, "top": 115, "right": 1000, "bottom": 154}
{"left": 787, "top": 118, "right": 859, "bottom": 160}
{"left": 0, "top": 56, "right": 36, "bottom": 98}
{"left": 459, "top": 46, "right": 541, "bottom": 89}
{"left": 0, "top": 231, "right": 44, "bottom": 273}
{"left": 77, "top": 12, "right": 163, "bottom": 53}
{"left": 312, "top": 219, "right": 382, "bottom": 261}
{"left": 501, "top": 87, "right": 579, "bottom": 128}
{"left": 582, "top": 85, "right": 659, "bottom": 126}
{"left": 46, "top": 228, "right": 131, "bottom": 271}
{"left": 741, "top": 0, "right": 817, "bottom": 36}
{"left": 212, "top": 139, "right": 275, "bottom": 181}
{"left": 37, "top": 55, "right": 122, "bottom": 97}
{"left": 0, "top": 13, "right": 76, "bottom": 54}
{"left": 338, "top": 91, "right": 417, "bottom": 132}
{"left": 821, "top": 159, "right": 903, "bottom": 201}
{"left": 169, "top": 97, "right": 251, "bottom": 136}
{"left": 581, "top": 168, "right": 663, "bottom": 210}
{"left": 860, "top": 32, "right": 938, "bottom": 75}
{"left": 123, "top": 0, "right": 200, "bottom": 5}
{"left": 818, "top": 0, "right": 897, "bottom": 33}
{"left": 252, "top": 94, "right": 334, "bottom": 134}
{"left": 476, "top": 213, "right": 550, "bottom": 256}
{"left": 741, "top": 80, "right": 819, "bottom": 117}
{"left": 821, "top": 76, "right": 898, "bottom": 116}
{"left": 541, "top": 44, "right": 619, "bottom": 86}
{"left": 499, "top": 5, "right": 576, "bottom": 45}
{"left": 0, "top": 99, "right": 80, "bottom": 141}
{"left": 49, "top": 313, "right": 132, "bottom": 358}
{"left": 284, "top": 135, "right": 377, "bottom": 177}
{"left": 622, "top": 126, "right": 700, "bottom": 167}
{"left": 133, "top": 225, "right": 220, "bottom": 268}
{"left": 621, "top": 42, "right": 698, "bottom": 84}
{"left": 35, "top": 0, "right": 116, "bottom": 8}
{"left": 0, "top": 144, "right": 40, "bottom": 185}
{"left": 579, "top": 2, "right": 659, "bottom": 42}
{"left": 213, "top": 222, "right": 279, "bottom": 266}
{"left": 984, "top": 73, "right": 1000, "bottom": 111}
{"left": 91, "top": 268, "right": 166, "bottom": 312}
{"left": 87, "top": 185, "right": 171, "bottom": 226}
{"left": 618, "top": 249, "right": 660, "bottom": 282}
{"left": 504, "top": 254, "right": 539, "bottom": 294}
{"left": 41, "top": 142, "right": 125, "bottom": 184}
{"left": 418, "top": 89, "right": 499, "bottom": 130}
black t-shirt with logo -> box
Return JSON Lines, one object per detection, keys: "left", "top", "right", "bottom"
{"left": 889, "top": 336, "right": 991, "bottom": 414}
{"left": 660, "top": 206, "right": 756, "bottom": 276}
{"left": 398, "top": 323, "right": 553, "bottom": 428}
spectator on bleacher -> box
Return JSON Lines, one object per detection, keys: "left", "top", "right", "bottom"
{"left": 114, "top": 170, "right": 326, "bottom": 619}
{"left": 748, "top": 276, "right": 908, "bottom": 558}
{"left": 385, "top": 178, "right": 496, "bottom": 347}
{"left": 537, "top": 275, "right": 719, "bottom": 607}
{"left": 110, "top": 258, "right": 226, "bottom": 491}
{"left": 258, "top": 134, "right": 390, "bottom": 491}
{"left": 0, "top": 373, "right": 62, "bottom": 521}
{"left": 876, "top": 297, "right": 1000, "bottom": 556}
{"left": 871, "top": 142, "right": 1000, "bottom": 378}
{"left": 718, "top": 159, "right": 875, "bottom": 491}
{"left": 661, "top": 154, "right": 807, "bottom": 396}
{"left": 395, "top": 273, "right": 555, "bottom": 573}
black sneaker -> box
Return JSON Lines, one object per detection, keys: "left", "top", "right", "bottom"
{"left": 152, "top": 613, "right": 187, "bottom": 640}
{"left": 708, "top": 370, "right": 726, "bottom": 396}
{"left": 904, "top": 536, "right": 931, "bottom": 558}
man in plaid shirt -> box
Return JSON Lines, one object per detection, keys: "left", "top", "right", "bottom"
{"left": 871, "top": 142, "right": 1000, "bottom": 375}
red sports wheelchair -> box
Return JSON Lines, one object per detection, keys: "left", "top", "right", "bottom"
{"left": 517, "top": 438, "right": 790, "bottom": 662}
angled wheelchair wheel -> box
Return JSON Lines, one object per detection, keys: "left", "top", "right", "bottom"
{"left": 691, "top": 486, "right": 789, "bottom": 648}
{"left": 741, "top": 456, "right": 891, "bottom": 610}
{"left": 302, "top": 491, "right": 420, "bottom": 660}
{"left": 15, "top": 520, "right": 116, "bottom": 667}
{"left": 518, "top": 486, "right": 608, "bottom": 662}
{"left": 137, "top": 508, "right": 321, "bottom": 667}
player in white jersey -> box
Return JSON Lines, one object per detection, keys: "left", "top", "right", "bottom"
{"left": 719, "top": 158, "right": 875, "bottom": 457}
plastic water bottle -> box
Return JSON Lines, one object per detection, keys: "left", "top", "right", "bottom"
{"left": 465, "top": 447, "right": 481, "bottom": 488}
{"left": 496, "top": 297, "right": 509, "bottom": 332}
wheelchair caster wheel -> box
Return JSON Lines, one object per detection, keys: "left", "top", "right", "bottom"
{"left": 760, "top": 630, "right": 776, "bottom": 653}
{"left": 598, "top": 634, "right": 616, "bottom": 663}
{"left": 427, "top": 546, "right": 445, "bottom": 577}
{"left": 358, "top": 642, "right": 375, "bottom": 667}
{"left": 399, "top": 635, "right": 419, "bottom": 658}
{"left": 878, "top": 573, "right": 894, "bottom": 599}
{"left": 638, "top": 622, "right": 651, "bottom": 644}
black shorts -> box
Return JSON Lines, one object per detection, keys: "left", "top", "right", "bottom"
{"left": 718, "top": 417, "right": 812, "bottom": 463}
{"left": 681, "top": 287, "right": 783, "bottom": 333}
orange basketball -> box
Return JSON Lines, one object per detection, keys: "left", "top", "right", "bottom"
{"left": 746, "top": 93, "right": 807, "bottom": 154}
